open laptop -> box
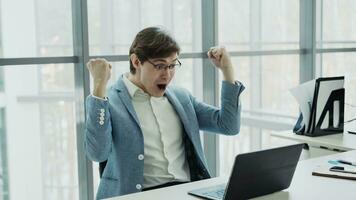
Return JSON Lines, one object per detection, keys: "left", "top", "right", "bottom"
{"left": 188, "top": 143, "right": 304, "bottom": 200}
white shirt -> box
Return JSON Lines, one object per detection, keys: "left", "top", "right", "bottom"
{"left": 122, "top": 74, "right": 190, "bottom": 188}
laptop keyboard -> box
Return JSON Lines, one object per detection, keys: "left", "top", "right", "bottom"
{"left": 202, "top": 188, "right": 225, "bottom": 199}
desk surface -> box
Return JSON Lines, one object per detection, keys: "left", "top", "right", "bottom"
{"left": 107, "top": 150, "right": 356, "bottom": 200}
{"left": 271, "top": 131, "right": 356, "bottom": 151}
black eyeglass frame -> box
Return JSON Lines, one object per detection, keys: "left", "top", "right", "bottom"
{"left": 140, "top": 55, "right": 182, "bottom": 71}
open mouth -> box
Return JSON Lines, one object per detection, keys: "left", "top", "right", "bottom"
{"left": 157, "top": 84, "right": 167, "bottom": 91}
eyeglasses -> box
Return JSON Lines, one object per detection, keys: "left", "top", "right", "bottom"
{"left": 144, "top": 57, "right": 182, "bottom": 71}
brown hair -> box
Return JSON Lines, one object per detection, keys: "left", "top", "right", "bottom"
{"left": 129, "top": 27, "right": 180, "bottom": 74}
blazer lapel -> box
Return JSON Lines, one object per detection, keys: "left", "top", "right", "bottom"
{"left": 165, "top": 89, "right": 195, "bottom": 143}
{"left": 113, "top": 79, "right": 197, "bottom": 146}
{"left": 113, "top": 77, "right": 141, "bottom": 127}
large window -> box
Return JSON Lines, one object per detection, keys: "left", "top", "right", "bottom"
{"left": 0, "top": 0, "right": 73, "bottom": 58}
{"left": 87, "top": 0, "right": 203, "bottom": 193}
{"left": 218, "top": 0, "right": 356, "bottom": 176}
{"left": 0, "top": 109, "right": 9, "bottom": 200}
{"left": 88, "top": 0, "right": 202, "bottom": 55}
{"left": 1, "top": 0, "right": 78, "bottom": 199}
{"left": 318, "top": 53, "right": 356, "bottom": 122}
{"left": 316, "top": 0, "right": 356, "bottom": 48}
{"left": 219, "top": 0, "right": 299, "bottom": 51}
{"left": 316, "top": 0, "right": 356, "bottom": 125}
{"left": 0, "top": 65, "right": 77, "bottom": 200}
{"left": 1, "top": 0, "right": 356, "bottom": 199}
{"left": 218, "top": 0, "right": 300, "bottom": 175}
{"left": 0, "top": 64, "right": 77, "bottom": 200}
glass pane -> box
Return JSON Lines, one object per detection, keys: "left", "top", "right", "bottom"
{"left": 318, "top": 53, "right": 356, "bottom": 122}
{"left": 0, "top": 0, "right": 3, "bottom": 57}
{"left": 0, "top": 64, "right": 78, "bottom": 200}
{"left": 218, "top": 55, "right": 299, "bottom": 175}
{"left": 218, "top": 0, "right": 250, "bottom": 51}
{"left": 261, "top": 55, "right": 299, "bottom": 114}
{"left": 218, "top": 55, "right": 299, "bottom": 114}
{"left": 40, "top": 64, "right": 75, "bottom": 93}
{"left": 219, "top": 0, "right": 299, "bottom": 51}
{"left": 88, "top": 0, "right": 202, "bottom": 55}
{"left": 0, "top": 70, "right": 4, "bottom": 91}
{"left": 172, "top": 59, "right": 203, "bottom": 98}
{"left": 0, "top": 109, "right": 9, "bottom": 200}
{"left": 261, "top": 0, "right": 299, "bottom": 50}
{"left": 317, "top": 0, "right": 356, "bottom": 48}
{"left": 260, "top": 55, "right": 300, "bottom": 149}
{"left": 0, "top": 0, "right": 73, "bottom": 58}
{"left": 90, "top": 58, "right": 203, "bottom": 197}
{"left": 219, "top": 125, "right": 250, "bottom": 176}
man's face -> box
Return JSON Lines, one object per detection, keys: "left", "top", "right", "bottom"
{"left": 134, "top": 52, "right": 178, "bottom": 97}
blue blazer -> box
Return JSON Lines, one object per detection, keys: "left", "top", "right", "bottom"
{"left": 85, "top": 76, "right": 244, "bottom": 199}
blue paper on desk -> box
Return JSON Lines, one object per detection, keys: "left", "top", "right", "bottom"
{"left": 290, "top": 76, "right": 345, "bottom": 136}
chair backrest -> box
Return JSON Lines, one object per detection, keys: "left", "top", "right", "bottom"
{"left": 99, "top": 160, "right": 107, "bottom": 178}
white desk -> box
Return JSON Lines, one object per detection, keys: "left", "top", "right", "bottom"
{"left": 271, "top": 131, "right": 356, "bottom": 152}
{"left": 107, "top": 150, "right": 356, "bottom": 200}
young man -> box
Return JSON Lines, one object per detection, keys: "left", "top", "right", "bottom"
{"left": 85, "top": 27, "right": 244, "bottom": 199}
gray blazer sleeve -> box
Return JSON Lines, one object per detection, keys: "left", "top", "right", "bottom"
{"left": 84, "top": 95, "right": 113, "bottom": 162}
{"left": 192, "top": 81, "right": 245, "bottom": 135}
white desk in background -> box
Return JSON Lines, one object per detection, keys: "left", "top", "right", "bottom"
{"left": 106, "top": 150, "right": 356, "bottom": 200}
{"left": 271, "top": 129, "right": 356, "bottom": 155}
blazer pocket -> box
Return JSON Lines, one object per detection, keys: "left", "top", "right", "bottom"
{"left": 101, "top": 175, "right": 119, "bottom": 181}
{"left": 96, "top": 177, "right": 120, "bottom": 200}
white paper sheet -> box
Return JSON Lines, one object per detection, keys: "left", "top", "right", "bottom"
{"left": 289, "top": 79, "right": 316, "bottom": 133}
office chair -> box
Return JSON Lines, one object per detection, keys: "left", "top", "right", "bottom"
{"left": 99, "top": 160, "right": 107, "bottom": 178}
